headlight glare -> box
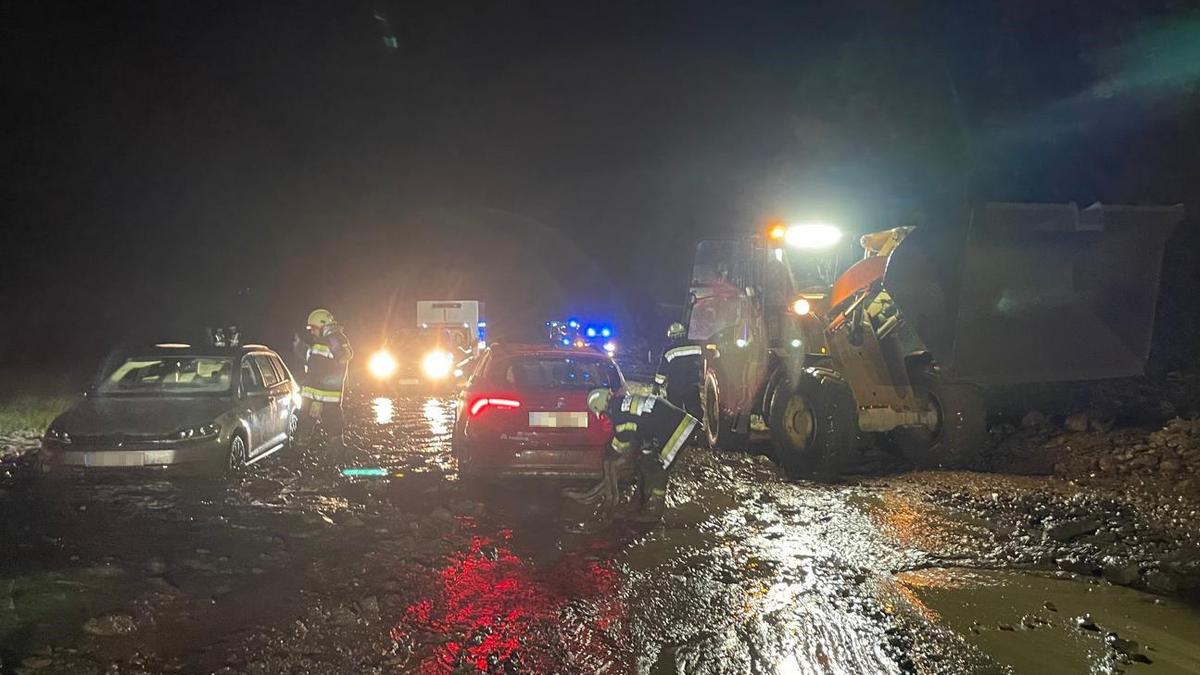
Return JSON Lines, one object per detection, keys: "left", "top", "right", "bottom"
{"left": 421, "top": 350, "right": 454, "bottom": 380}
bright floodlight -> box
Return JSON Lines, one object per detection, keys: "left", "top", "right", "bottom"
{"left": 368, "top": 350, "right": 398, "bottom": 379}
{"left": 421, "top": 350, "right": 454, "bottom": 380}
{"left": 784, "top": 223, "right": 842, "bottom": 249}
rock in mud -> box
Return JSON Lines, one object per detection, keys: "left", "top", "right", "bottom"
{"left": 329, "top": 605, "right": 360, "bottom": 627}
{"left": 1143, "top": 569, "right": 1183, "bottom": 594}
{"left": 1046, "top": 516, "right": 1102, "bottom": 542}
{"left": 356, "top": 596, "right": 380, "bottom": 620}
{"left": 1075, "top": 614, "right": 1100, "bottom": 631}
{"left": 1021, "top": 411, "right": 1048, "bottom": 428}
{"left": 1064, "top": 413, "right": 1090, "bottom": 433}
{"left": 20, "top": 655, "right": 54, "bottom": 670}
{"left": 83, "top": 613, "right": 137, "bottom": 636}
{"left": 1101, "top": 560, "right": 1141, "bottom": 586}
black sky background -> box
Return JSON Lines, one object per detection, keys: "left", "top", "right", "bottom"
{"left": 3, "top": 0, "right": 1199, "bottom": 371}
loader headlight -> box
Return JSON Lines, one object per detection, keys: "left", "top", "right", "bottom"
{"left": 784, "top": 223, "right": 842, "bottom": 249}
{"left": 368, "top": 349, "right": 398, "bottom": 379}
{"left": 421, "top": 350, "right": 454, "bottom": 380}
{"left": 792, "top": 298, "right": 812, "bottom": 315}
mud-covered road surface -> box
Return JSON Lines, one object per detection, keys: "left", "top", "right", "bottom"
{"left": 2, "top": 393, "right": 1199, "bottom": 674}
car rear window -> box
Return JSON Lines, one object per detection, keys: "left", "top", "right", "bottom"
{"left": 485, "top": 355, "right": 619, "bottom": 390}
{"left": 97, "top": 356, "right": 234, "bottom": 395}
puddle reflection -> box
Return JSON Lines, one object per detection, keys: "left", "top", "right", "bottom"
{"left": 372, "top": 397, "right": 394, "bottom": 425}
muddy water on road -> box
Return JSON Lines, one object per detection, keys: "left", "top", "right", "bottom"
{"left": 3, "top": 392, "right": 1199, "bottom": 673}
{"left": 893, "top": 568, "right": 1200, "bottom": 674}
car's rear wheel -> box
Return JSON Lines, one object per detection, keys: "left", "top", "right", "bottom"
{"left": 225, "top": 433, "right": 248, "bottom": 478}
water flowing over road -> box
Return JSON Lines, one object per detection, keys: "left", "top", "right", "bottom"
{"left": 2, "top": 393, "right": 1198, "bottom": 673}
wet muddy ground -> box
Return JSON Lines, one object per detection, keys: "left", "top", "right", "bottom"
{"left": 2, "top": 393, "right": 1199, "bottom": 674}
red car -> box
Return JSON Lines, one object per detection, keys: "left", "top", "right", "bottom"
{"left": 452, "top": 343, "right": 622, "bottom": 479}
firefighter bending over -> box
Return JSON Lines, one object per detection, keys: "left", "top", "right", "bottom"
{"left": 563, "top": 387, "right": 698, "bottom": 524}
{"left": 293, "top": 308, "right": 354, "bottom": 463}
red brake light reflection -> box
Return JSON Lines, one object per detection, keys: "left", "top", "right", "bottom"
{"left": 469, "top": 397, "right": 521, "bottom": 416}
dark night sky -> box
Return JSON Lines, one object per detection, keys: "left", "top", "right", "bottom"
{"left": 3, "top": 1, "right": 1199, "bottom": 367}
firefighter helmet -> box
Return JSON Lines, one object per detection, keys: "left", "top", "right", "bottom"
{"left": 586, "top": 388, "right": 612, "bottom": 416}
{"left": 307, "top": 308, "right": 335, "bottom": 328}
{"left": 667, "top": 322, "right": 686, "bottom": 340}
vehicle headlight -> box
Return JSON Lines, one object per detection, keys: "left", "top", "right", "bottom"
{"left": 603, "top": 341, "right": 617, "bottom": 354}
{"left": 45, "top": 426, "right": 71, "bottom": 444}
{"left": 421, "top": 350, "right": 454, "bottom": 380}
{"left": 172, "top": 423, "right": 220, "bottom": 441}
{"left": 368, "top": 349, "right": 398, "bottom": 379}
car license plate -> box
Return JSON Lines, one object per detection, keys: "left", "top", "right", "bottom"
{"left": 528, "top": 412, "right": 589, "bottom": 428}
{"left": 397, "top": 378, "right": 420, "bottom": 385}
{"left": 84, "top": 451, "right": 144, "bottom": 467}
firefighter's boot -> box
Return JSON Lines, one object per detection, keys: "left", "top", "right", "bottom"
{"left": 630, "top": 490, "right": 667, "bottom": 523}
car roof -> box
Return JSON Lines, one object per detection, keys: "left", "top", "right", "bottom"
{"left": 128, "top": 343, "right": 281, "bottom": 358}
{"left": 487, "top": 342, "right": 613, "bottom": 360}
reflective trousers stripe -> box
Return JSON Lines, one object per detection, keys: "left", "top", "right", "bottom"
{"left": 611, "top": 438, "right": 635, "bottom": 454}
{"left": 301, "top": 385, "right": 342, "bottom": 403}
{"left": 659, "top": 414, "right": 698, "bottom": 469}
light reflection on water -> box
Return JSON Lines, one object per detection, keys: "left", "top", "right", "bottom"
{"left": 423, "top": 397, "right": 452, "bottom": 437}
{"left": 372, "top": 397, "right": 394, "bottom": 425}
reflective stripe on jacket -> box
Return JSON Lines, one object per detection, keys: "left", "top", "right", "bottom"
{"left": 298, "top": 325, "right": 353, "bottom": 402}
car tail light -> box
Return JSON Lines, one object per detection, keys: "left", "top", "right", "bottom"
{"left": 469, "top": 397, "right": 522, "bottom": 417}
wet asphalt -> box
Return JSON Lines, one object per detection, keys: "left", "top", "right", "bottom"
{"left": 2, "top": 393, "right": 1199, "bottom": 674}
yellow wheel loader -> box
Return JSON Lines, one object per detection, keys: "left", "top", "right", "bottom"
{"left": 683, "top": 203, "right": 1184, "bottom": 476}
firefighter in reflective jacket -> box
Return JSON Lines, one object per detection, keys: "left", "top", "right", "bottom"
{"left": 293, "top": 308, "right": 354, "bottom": 462}
{"left": 653, "top": 322, "right": 703, "bottom": 419}
{"left": 564, "top": 387, "right": 698, "bottom": 523}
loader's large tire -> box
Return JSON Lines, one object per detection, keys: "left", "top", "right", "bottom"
{"left": 891, "top": 368, "right": 985, "bottom": 469}
{"left": 768, "top": 370, "right": 858, "bottom": 478}
{"left": 703, "top": 369, "right": 749, "bottom": 450}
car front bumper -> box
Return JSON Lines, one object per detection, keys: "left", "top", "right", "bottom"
{"left": 39, "top": 439, "right": 224, "bottom": 470}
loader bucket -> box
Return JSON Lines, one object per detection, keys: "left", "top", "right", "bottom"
{"left": 884, "top": 203, "right": 1184, "bottom": 385}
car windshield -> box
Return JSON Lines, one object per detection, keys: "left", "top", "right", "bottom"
{"left": 96, "top": 356, "right": 234, "bottom": 395}
{"left": 487, "top": 355, "right": 619, "bottom": 390}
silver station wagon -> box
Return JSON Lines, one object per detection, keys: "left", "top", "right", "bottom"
{"left": 39, "top": 343, "right": 300, "bottom": 476}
